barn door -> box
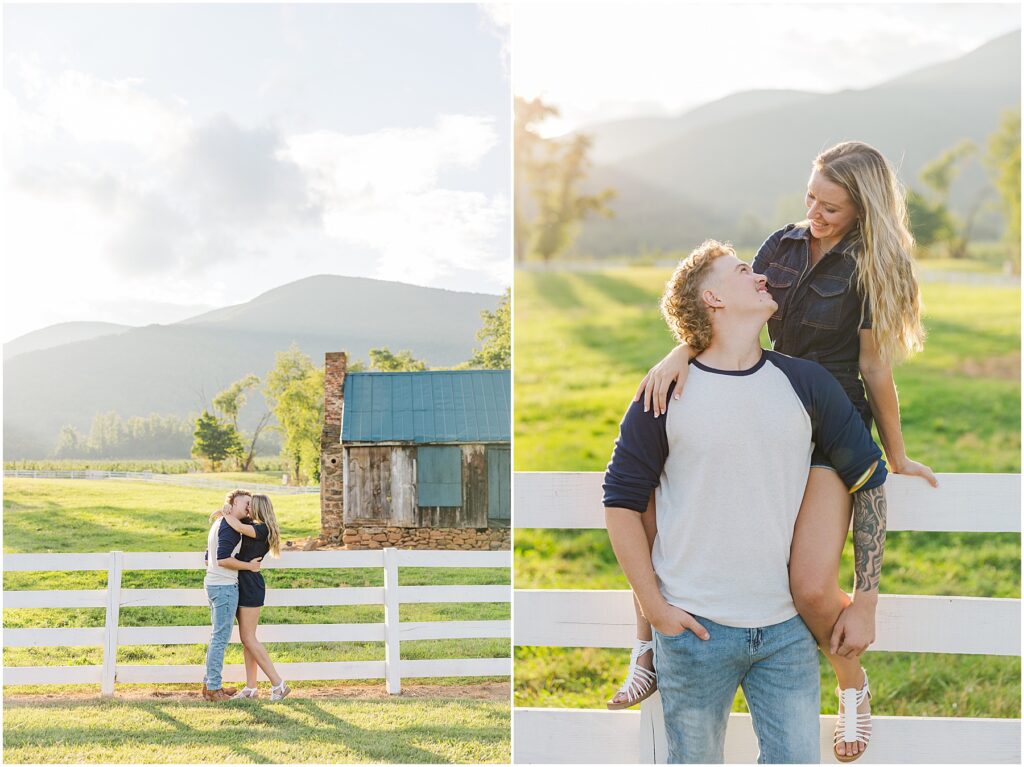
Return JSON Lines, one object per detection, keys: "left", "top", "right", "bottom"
{"left": 486, "top": 446, "right": 510, "bottom": 524}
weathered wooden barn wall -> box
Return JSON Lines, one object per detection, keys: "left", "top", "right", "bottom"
{"left": 344, "top": 446, "right": 416, "bottom": 526}
{"left": 345, "top": 443, "right": 489, "bottom": 528}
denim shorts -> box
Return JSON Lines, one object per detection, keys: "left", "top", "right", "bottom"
{"left": 653, "top": 612, "right": 820, "bottom": 764}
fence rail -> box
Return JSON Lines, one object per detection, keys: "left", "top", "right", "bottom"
{"left": 4, "top": 469, "right": 320, "bottom": 493}
{"left": 513, "top": 471, "right": 1022, "bottom": 764}
{"left": 4, "top": 549, "right": 511, "bottom": 696}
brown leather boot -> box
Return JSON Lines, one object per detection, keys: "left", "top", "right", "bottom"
{"left": 202, "top": 683, "right": 237, "bottom": 697}
{"left": 203, "top": 686, "right": 233, "bottom": 702}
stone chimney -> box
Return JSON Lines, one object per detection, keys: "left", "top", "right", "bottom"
{"left": 320, "top": 351, "right": 347, "bottom": 542}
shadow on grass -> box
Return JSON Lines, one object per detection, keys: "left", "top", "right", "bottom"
{"left": 3, "top": 697, "right": 508, "bottom": 763}
{"left": 524, "top": 271, "right": 584, "bottom": 310}
{"left": 572, "top": 272, "right": 659, "bottom": 307}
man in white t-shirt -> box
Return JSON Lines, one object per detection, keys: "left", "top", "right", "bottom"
{"left": 202, "top": 489, "right": 262, "bottom": 702}
{"left": 604, "top": 241, "right": 888, "bottom": 763}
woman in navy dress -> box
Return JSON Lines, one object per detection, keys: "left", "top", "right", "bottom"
{"left": 217, "top": 494, "right": 290, "bottom": 700}
{"left": 611, "top": 142, "right": 938, "bottom": 761}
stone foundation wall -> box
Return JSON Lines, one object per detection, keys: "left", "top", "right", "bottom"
{"left": 341, "top": 525, "right": 510, "bottom": 550}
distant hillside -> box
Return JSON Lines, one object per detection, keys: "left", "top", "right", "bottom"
{"left": 4, "top": 322, "right": 132, "bottom": 361}
{"left": 4, "top": 276, "right": 501, "bottom": 458}
{"left": 569, "top": 31, "right": 1021, "bottom": 257}
{"left": 580, "top": 89, "right": 820, "bottom": 167}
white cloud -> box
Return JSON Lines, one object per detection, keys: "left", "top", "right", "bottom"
{"left": 284, "top": 115, "right": 506, "bottom": 285}
{"left": 479, "top": 3, "right": 511, "bottom": 78}
{"left": 7, "top": 58, "right": 191, "bottom": 157}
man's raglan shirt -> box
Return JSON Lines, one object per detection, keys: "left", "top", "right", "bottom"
{"left": 603, "top": 349, "right": 886, "bottom": 629}
{"left": 204, "top": 518, "right": 243, "bottom": 587}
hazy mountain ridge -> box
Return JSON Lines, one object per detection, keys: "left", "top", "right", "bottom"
{"left": 4, "top": 276, "right": 502, "bottom": 458}
{"left": 4, "top": 321, "right": 134, "bottom": 361}
{"left": 569, "top": 31, "right": 1021, "bottom": 256}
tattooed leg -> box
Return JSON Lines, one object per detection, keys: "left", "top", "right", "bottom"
{"left": 852, "top": 484, "right": 887, "bottom": 594}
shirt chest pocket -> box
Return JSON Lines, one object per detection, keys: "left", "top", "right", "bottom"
{"left": 801, "top": 274, "right": 850, "bottom": 330}
{"left": 763, "top": 263, "right": 799, "bottom": 320}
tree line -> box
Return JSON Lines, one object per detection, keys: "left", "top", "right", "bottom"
{"left": 50, "top": 290, "right": 510, "bottom": 475}
{"left": 191, "top": 289, "right": 511, "bottom": 483}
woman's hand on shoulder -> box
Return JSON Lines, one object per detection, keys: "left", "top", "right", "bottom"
{"left": 890, "top": 455, "right": 939, "bottom": 488}
{"left": 633, "top": 344, "right": 691, "bottom": 418}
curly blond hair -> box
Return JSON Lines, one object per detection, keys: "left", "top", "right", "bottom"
{"left": 660, "top": 240, "right": 734, "bottom": 353}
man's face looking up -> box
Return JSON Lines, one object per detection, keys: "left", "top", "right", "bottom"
{"left": 703, "top": 255, "right": 777, "bottom": 321}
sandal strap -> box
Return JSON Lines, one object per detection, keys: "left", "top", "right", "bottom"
{"left": 834, "top": 669, "right": 873, "bottom": 745}
{"left": 615, "top": 640, "right": 657, "bottom": 702}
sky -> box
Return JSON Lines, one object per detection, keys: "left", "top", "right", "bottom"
{"left": 514, "top": 3, "right": 1022, "bottom": 137}
{"left": 3, "top": 4, "right": 511, "bottom": 341}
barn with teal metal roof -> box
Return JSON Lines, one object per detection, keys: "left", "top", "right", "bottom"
{"left": 320, "top": 356, "right": 511, "bottom": 548}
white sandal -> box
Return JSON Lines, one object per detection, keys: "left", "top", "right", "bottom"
{"left": 833, "top": 668, "right": 872, "bottom": 762}
{"left": 607, "top": 639, "right": 658, "bottom": 710}
{"left": 231, "top": 686, "right": 259, "bottom": 699}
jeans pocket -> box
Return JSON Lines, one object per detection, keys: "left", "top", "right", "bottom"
{"left": 657, "top": 627, "right": 690, "bottom": 640}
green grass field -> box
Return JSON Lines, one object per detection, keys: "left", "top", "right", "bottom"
{"left": 4, "top": 696, "right": 509, "bottom": 763}
{"left": 513, "top": 265, "right": 1020, "bottom": 717}
{"left": 3, "top": 480, "right": 510, "bottom": 763}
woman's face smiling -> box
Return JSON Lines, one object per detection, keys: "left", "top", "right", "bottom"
{"left": 805, "top": 169, "right": 859, "bottom": 246}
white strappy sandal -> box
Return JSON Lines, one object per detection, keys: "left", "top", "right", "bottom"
{"left": 607, "top": 639, "right": 658, "bottom": 710}
{"left": 833, "top": 668, "right": 872, "bottom": 762}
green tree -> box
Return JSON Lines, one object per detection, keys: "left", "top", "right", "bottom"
{"left": 264, "top": 345, "right": 324, "bottom": 483}
{"left": 53, "top": 426, "right": 86, "bottom": 458}
{"left": 213, "top": 374, "right": 269, "bottom": 471}
{"left": 191, "top": 411, "right": 243, "bottom": 470}
{"left": 273, "top": 368, "right": 325, "bottom": 483}
{"left": 906, "top": 188, "right": 955, "bottom": 254}
{"left": 985, "top": 108, "right": 1021, "bottom": 270}
{"left": 515, "top": 96, "right": 615, "bottom": 262}
{"left": 368, "top": 348, "right": 427, "bottom": 372}
{"left": 467, "top": 288, "right": 511, "bottom": 369}
{"left": 515, "top": 96, "right": 559, "bottom": 264}
{"left": 919, "top": 139, "right": 982, "bottom": 259}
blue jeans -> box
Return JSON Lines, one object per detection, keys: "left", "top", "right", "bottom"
{"left": 203, "top": 583, "right": 238, "bottom": 691}
{"left": 654, "top": 613, "right": 820, "bottom": 764}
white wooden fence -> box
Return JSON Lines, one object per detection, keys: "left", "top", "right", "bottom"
{"left": 513, "top": 472, "right": 1022, "bottom": 764}
{"left": 4, "top": 549, "right": 510, "bottom": 696}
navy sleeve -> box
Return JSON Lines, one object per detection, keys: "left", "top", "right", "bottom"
{"left": 752, "top": 227, "right": 787, "bottom": 273}
{"left": 806, "top": 365, "right": 886, "bottom": 491}
{"left": 766, "top": 352, "right": 886, "bottom": 491}
{"left": 216, "top": 520, "right": 242, "bottom": 560}
{"left": 602, "top": 396, "right": 670, "bottom": 512}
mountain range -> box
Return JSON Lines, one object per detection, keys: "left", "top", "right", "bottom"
{"left": 568, "top": 30, "right": 1021, "bottom": 256}
{"left": 4, "top": 276, "right": 501, "bottom": 458}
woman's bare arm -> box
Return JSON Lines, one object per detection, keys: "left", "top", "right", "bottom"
{"left": 216, "top": 508, "right": 258, "bottom": 538}
{"left": 859, "top": 329, "right": 938, "bottom": 487}
{"left": 633, "top": 344, "right": 697, "bottom": 418}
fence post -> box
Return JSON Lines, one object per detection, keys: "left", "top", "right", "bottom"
{"left": 101, "top": 550, "right": 124, "bottom": 697}
{"left": 383, "top": 546, "right": 402, "bottom": 694}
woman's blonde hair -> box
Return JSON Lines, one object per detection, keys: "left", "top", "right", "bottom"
{"left": 660, "top": 240, "right": 734, "bottom": 353}
{"left": 249, "top": 494, "right": 281, "bottom": 558}
{"left": 812, "top": 141, "right": 925, "bottom": 365}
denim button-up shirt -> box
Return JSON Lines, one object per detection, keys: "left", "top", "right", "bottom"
{"left": 753, "top": 224, "right": 872, "bottom": 420}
